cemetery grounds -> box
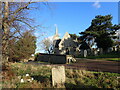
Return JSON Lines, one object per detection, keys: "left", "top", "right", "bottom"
{"left": 1, "top": 55, "right": 120, "bottom": 89}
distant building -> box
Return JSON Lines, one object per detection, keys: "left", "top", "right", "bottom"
{"left": 53, "top": 25, "right": 79, "bottom": 55}
{"left": 53, "top": 27, "right": 120, "bottom": 56}
{"left": 113, "top": 29, "right": 120, "bottom": 52}
{"left": 114, "top": 29, "right": 120, "bottom": 42}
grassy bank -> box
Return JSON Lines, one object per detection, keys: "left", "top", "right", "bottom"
{"left": 1, "top": 63, "right": 120, "bottom": 89}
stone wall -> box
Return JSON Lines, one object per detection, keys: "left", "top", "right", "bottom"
{"left": 36, "top": 53, "right": 76, "bottom": 64}
{"left": 37, "top": 53, "right": 66, "bottom": 64}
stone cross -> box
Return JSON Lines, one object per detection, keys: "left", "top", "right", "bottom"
{"left": 52, "top": 66, "right": 65, "bottom": 88}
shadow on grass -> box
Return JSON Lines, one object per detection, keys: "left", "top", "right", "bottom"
{"left": 31, "top": 75, "right": 52, "bottom": 83}
{"left": 106, "top": 60, "right": 120, "bottom": 62}
{"left": 31, "top": 75, "right": 53, "bottom": 88}
{"left": 65, "top": 83, "right": 98, "bottom": 89}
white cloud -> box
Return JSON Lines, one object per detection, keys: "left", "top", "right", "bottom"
{"left": 93, "top": 1, "right": 101, "bottom": 9}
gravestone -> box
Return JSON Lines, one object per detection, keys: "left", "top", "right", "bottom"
{"left": 107, "top": 47, "right": 113, "bottom": 53}
{"left": 99, "top": 48, "right": 103, "bottom": 54}
{"left": 114, "top": 46, "right": 117, "bottom": 51}
{"left": 94, "top": 49, "right": 98, "bottom": 56}
{"left": 52, "top": 66, "right": 65, "bottom": 88}
{"left": 83, "top": 50, "right": 87, "bottom": 57}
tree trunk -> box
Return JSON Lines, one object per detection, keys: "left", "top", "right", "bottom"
{"left": 0, "top": 1, "right": 2, "bottom": 68}
{"left": 2, "top": 2, "right": 9, "bottom": 63}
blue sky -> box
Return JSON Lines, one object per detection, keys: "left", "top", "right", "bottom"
{"left": 30, "top": 2, "right": 118, "bottom": 53}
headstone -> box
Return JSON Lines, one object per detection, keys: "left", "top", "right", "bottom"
{"left": 118, "top": 45, "right": 120, "bottom": 52}
{"left": 114, "top": 46, "right": 117, "bottom": 51}
{"left": 107, "top": 47, "right": 112, "bottom": 53}
{"left": 52, "top": 66, "right": 65, "bottom": 88}
{"left": 93, "top": 49, "right": 98, "bottom": 56}
{"left": 83, "top": 50, "right": 87, "bottom": 57}
{"left": 99, "top": 48, "right": 103, "bottom": 54}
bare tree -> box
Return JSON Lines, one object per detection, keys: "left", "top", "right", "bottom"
{"left": 41, "top": 38, "right": 53, "bottom": 54}
{"left": 1, "top": 1, "right": 49, "bottom": 63}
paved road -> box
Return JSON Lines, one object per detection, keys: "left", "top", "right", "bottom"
{"left": 26, "top": 58, "right": 120, "bottom": 73}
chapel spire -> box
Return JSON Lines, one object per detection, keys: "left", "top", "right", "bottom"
{"left": 53, "top": 24, "right": 60, "bottom": 40}
{"left": 55, "top": 24, "right": 58, "bottom": 35}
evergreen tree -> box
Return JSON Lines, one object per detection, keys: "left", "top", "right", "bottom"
{"left": 9, "top": 31, "right": 36, "bottom": 62}
{"left": 79, "top": 15, "right": 120, "bottom": 52}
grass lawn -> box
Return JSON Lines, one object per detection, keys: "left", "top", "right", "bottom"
{"left": 35, "top": 61, "right": 49, "bottom": 64}
{"left": 76, "top": 52, "right": 120, "bottom": 61}
{"left": 1, "top": 62, "right": 120, "bottom": 89}
{"left": 97, "top": 58, "right": 120, "bottom": 61}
